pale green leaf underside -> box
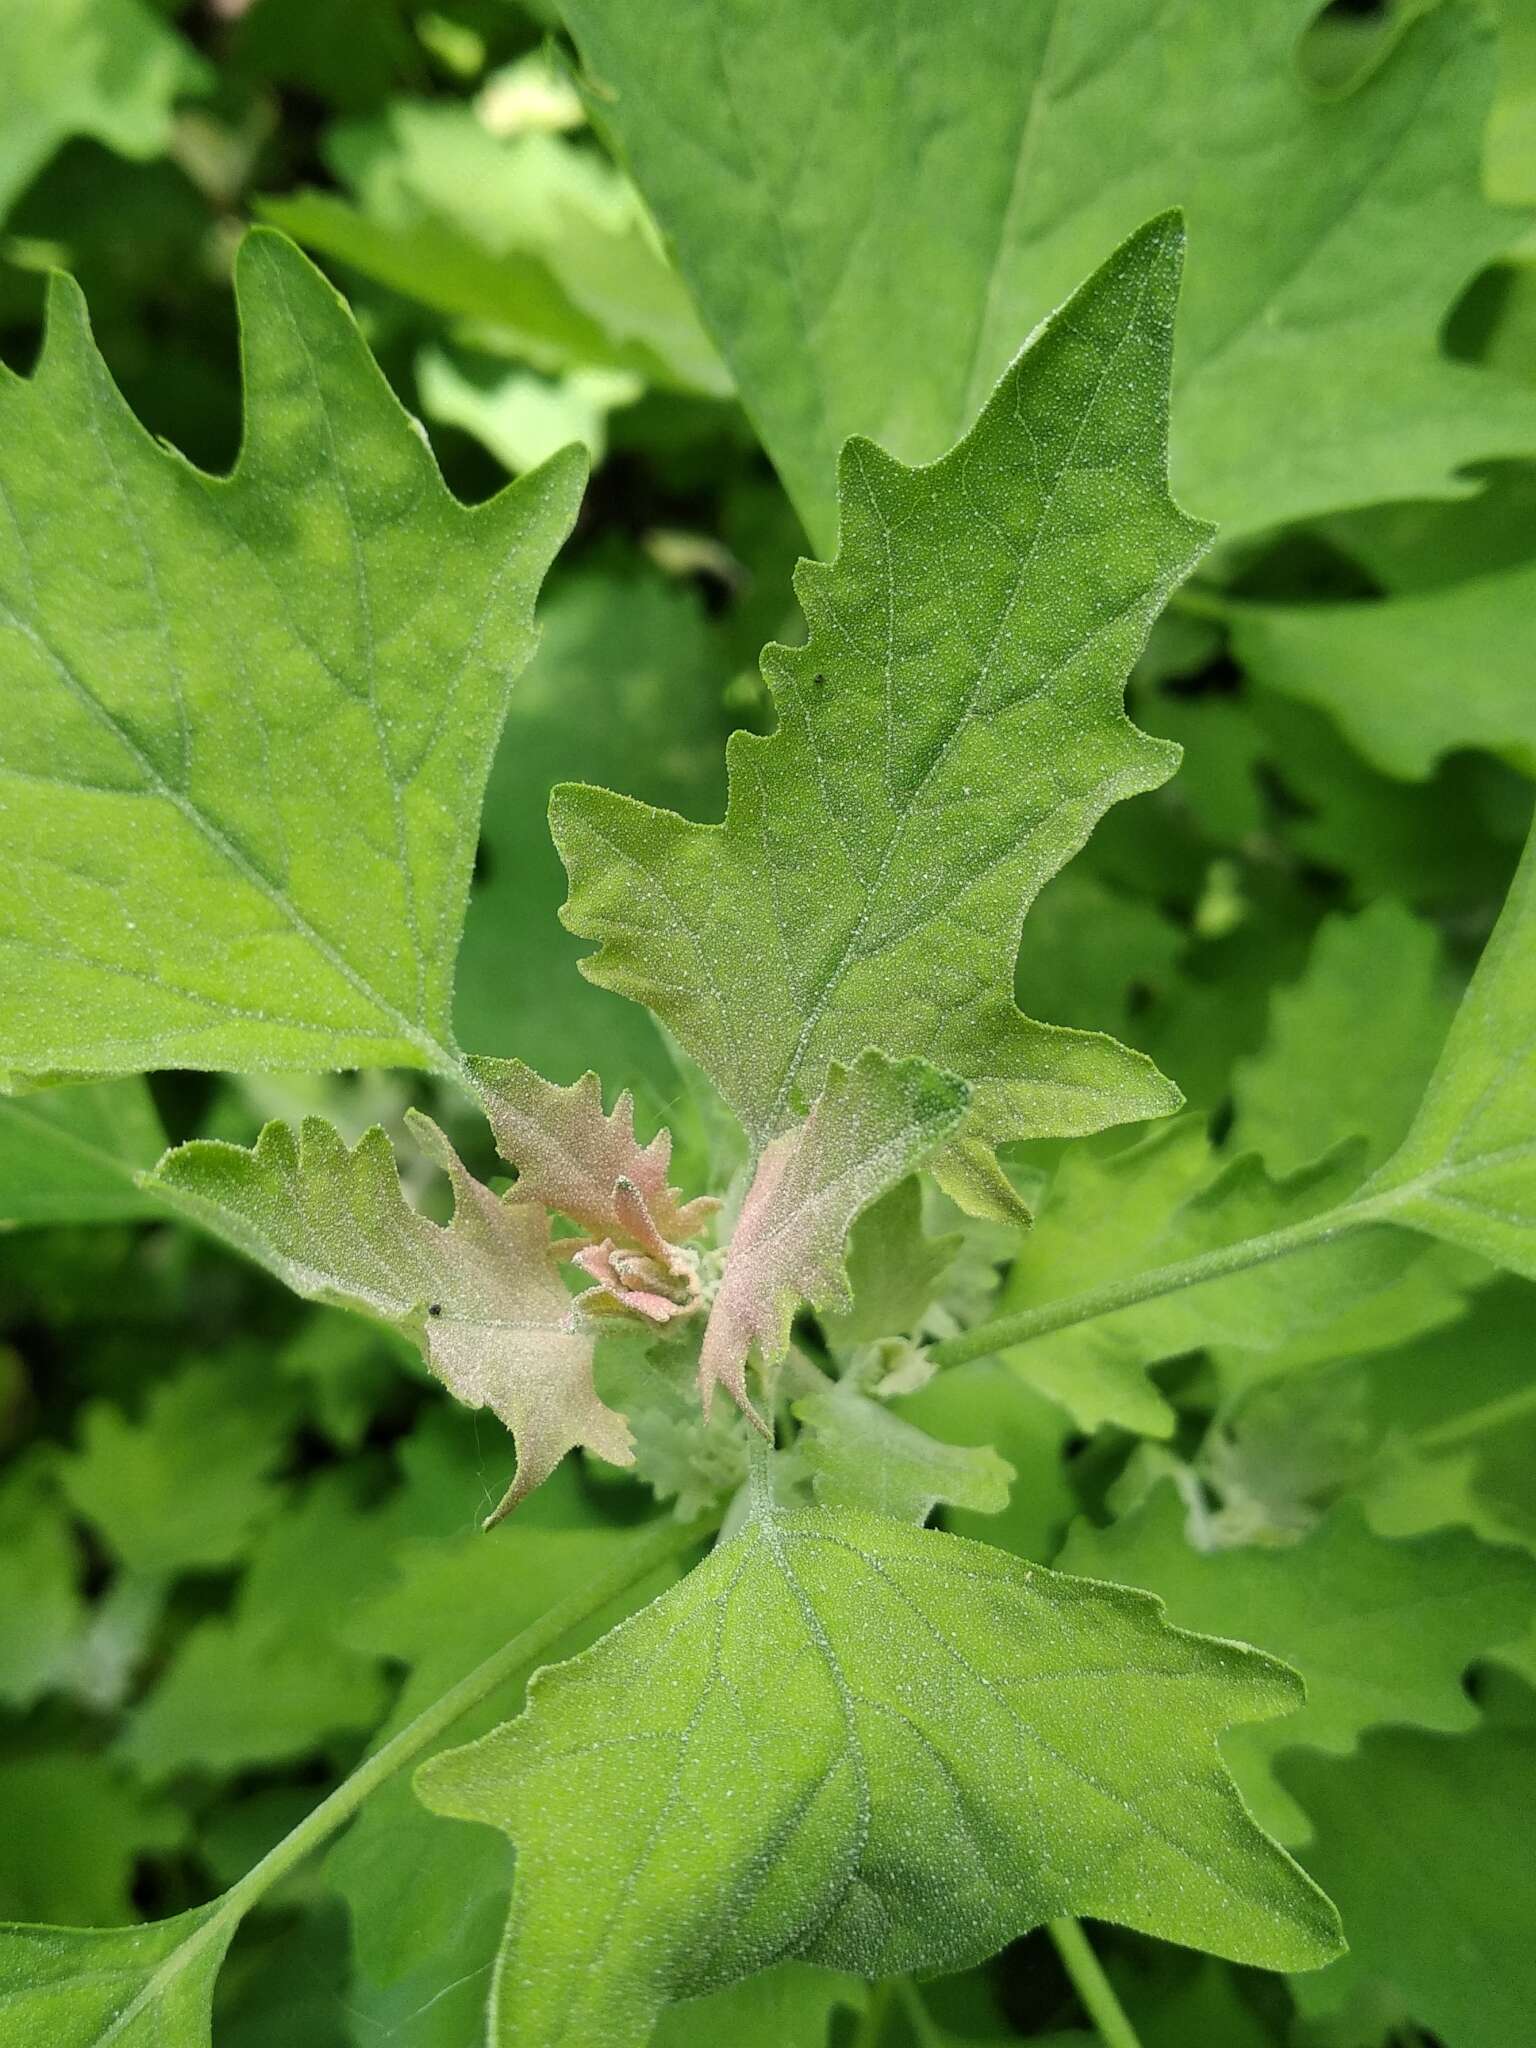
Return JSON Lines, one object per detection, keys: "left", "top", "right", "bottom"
{"left": 419, "top": 1504, "right": 1339, "bottom": 2048}
{"left": 565, "top": 0, "right": 1536, "bottom": 553}
{"left": 0, "top": 228, "right": 584, "bottom": 1080}
{"left": 556, "top": 214, "right": 1205, "bottom": 1151}
{"left": 1060, "top": 1486, "right": 1536, "bottom": 1839}
{"left": 1364, "top": 817, "right": 1536, "bottom": 1278}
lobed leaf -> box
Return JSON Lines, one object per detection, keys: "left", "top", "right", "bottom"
{"left": 146, "top": 1114, "right": 631, "bottom": 1520}
{"left": 418, "top": 1503, "right": 1341, "bottom": 2048}
{"left": 556, "top": 215, "right": 1206, "bottom": 1159}
{"left": 0, "top": 229, "right": 584, "bottom": 1080}
{"left": 1061, "top": 1484, "right": 1536, "bottom": 1838}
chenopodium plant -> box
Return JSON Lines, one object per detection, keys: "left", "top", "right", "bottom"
{"left": 7, "top": 206, "right": 1536, "bottom": 2046}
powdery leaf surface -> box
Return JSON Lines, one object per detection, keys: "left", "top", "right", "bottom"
{"left": 0, "top": 229, "right": 583, "bottom": 1080}
{"left": 147, "top": 1113, "right": 630, "bottom": 1519}
{"left": 698, "top": 1052, "right": 967, "bottom": 1418}
{"left": 556, "top": 215, "right": 1205, "bottom": 1158}
{"left": 418, "top": 1503, "right": 1341, "bottom": 2048}
{"left": 468, "top": 1056, "right": 716, "bottom": 1245}
{"left": 0, "top": 1904, "right": 234, "bottom": 2048}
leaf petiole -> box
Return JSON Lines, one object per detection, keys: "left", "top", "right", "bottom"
{"left": 927, "top": 1194, "right": 1393, "bottom": 1369}
{"left": 1047, "top": 1917, "right": 1145, "bottom": 2048}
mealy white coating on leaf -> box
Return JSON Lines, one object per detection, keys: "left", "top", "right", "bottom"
{"left": 468, "top": 1057, "right": 717, "bottom": 1245}
{"left": 418, "top": 1503, "right": 1341, "bottom": 2048}
{"left": 698, "top": 1052, "right": 968, "bottom": 1424}
{"left": 145, "top": 1111, "right": 632, "bottom": 1521}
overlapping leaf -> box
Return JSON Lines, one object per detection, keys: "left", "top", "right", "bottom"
{"left": 556, "top": 215, "right": 1205, "bottom": 1159}
{"left": 565, "top": 0, "right": 1536, "bottom": 550}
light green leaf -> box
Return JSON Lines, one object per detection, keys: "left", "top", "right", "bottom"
{"left": 988, "top": 1123, "right": 1424, "bottom": 1436}
{"left": 0, "top": 1079, "right": 163, "bottom": 1227}
{"left": 895, "top": 1361, "right": 1077, "bottom": 1562}
{"left": 0, "top": 1756, "right": 183, "bottom": 1926}
{"left": 1231, "top": 902, "right": 1456, "bottom": 1178}
{"left": 1218, "top": 560, "right": 1536, "bottom": 779}
{"left": 565, "top": 0, "right": 1536, "bottom": 551}
{"left": 417, "top": 346, "right": 641, "bottom": 474}
{"left": 0, "top": 0, "right": 208, "bottom": 220}
{"left": 1060, "top": 1484, "right": 1536, "bottom": 1838}
{"left": 1286, "top": 1726, "right": 1536, "bottom": 2048}
{"left": 0, "top": 228, "right": 584, "bottom": 1080}
{"left": 259, "top": 106, "right": 728, "bottom": 396}
{"left": 147, "top": 1114, "right": 632, "bottom": 1520}
{"left": 792, "top": 1377, "right": 1012, "bottom": 1523}
{"left": 56, "top": 1363, "right": 296, "bottom": 1577}
{"left": 556, "top": 215, "right": 1205, "bottom": 1158}
{"left": 0, "top": 1903, "right": 235, "bottom": 2048}
{"left": 454, "top": 566, "right": 730, "bottom": 1099}
{"left": 418, "top": 1503, "right": 1340, "bottom": 2047}
{"left": 699, "top": 1053, "right": 968, "bottom": 1417}
{"left": 821, "top": 1177, "right": 961, "bottom": 1351}
{"left": 328, "top": 1518, "right": 685, "bottom": 1993}
{"left": 1363, "top": 818, "right": 1536, "bottom": 1277}
{"left": 0, "top": 1460, "right": 83, "bottom": 1708}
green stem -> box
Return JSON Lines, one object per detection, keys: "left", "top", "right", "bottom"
{"left": 112, "top": 1513, "right": 713, "bottom": 2035}
{"left": 1048, "top": 1918, "right": 1144, "bottom": 2048}
{"left": 928, "top": 1196, "right": 1380, "bottom": 1370}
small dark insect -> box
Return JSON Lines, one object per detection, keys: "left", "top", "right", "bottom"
{"left": 428, "top": 1303, "right": 443, "bottom": 1317}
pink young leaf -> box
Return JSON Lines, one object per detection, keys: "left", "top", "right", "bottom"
{"left": 699, "top": 1053, "right": 967, "bottom": 1426}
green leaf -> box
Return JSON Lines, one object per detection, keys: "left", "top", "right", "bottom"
{"left": 1231, "top": 902, "right": 1456, "bottom": 1178}
{"left": 56, "top": 1362, "right": 296, "bottom": 1577}
{"left": 0, "top": 1755, "right": 183, "bottom": 1926}
{"left": 147, "top": 1114, "right": 632, "bottom": 1520}
{"left": 0, "top": 1079, "right": 164, "bottom": 1226}
{"left": 0, "top": 228, "right": 584, "bottom": 1080}
{"left": 258, "top": 106, "right": 728, "bottom": 396}
{"left": 564, "top": 0, "right": 1536, "bottom": 551}
{"left": 0, "top": 1461, "right": 83, "bottom": 1708}
{"left": 1217, "top": 561, "right": 1536, "bottom": 779}
{"left": 418, "top": 1503, "right": 1340, "bottom": 2047}
{"left": 556, "top": 215, "right": 1205, "bottom": 1158}
{"left": 0, "top": 0, "right": 208, "bottom": 220}
{"left": 1060, "top": 1484, "right": 1536, "bottom": 1838}
{"left": 821, "top": 1178, "right": 961, "bottom": 1352}
{"left": 0, "top": 1903, "right": 235, "bottom": 2048}
{"left": 650, "top": 1965, "right": 867, "bottom": 2048}
{"left": 792, "top": 1377, "right": 1013, "bottom": 1524}
{"left": 987, "top": 1123, "right": 1424, "bottom": 1436}
{"left": 1363, "top": 818, "right": 1536, "bottom": 1277}
{"left": 700, "top": 1052, "right": 968, "bottom": 1418}
{"left": 453, "top": 566, "right": 730, "bottom": 1097}
{"left": 416, "top": 346, "right": 640, "bottom": 475}
{"left": 1286, "top": 1725, "right": 1536, "bottom": 2048}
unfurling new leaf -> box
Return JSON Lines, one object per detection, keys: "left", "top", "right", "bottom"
{"left": 698, "top": 1052, "right": 967, "bottom": 1423}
